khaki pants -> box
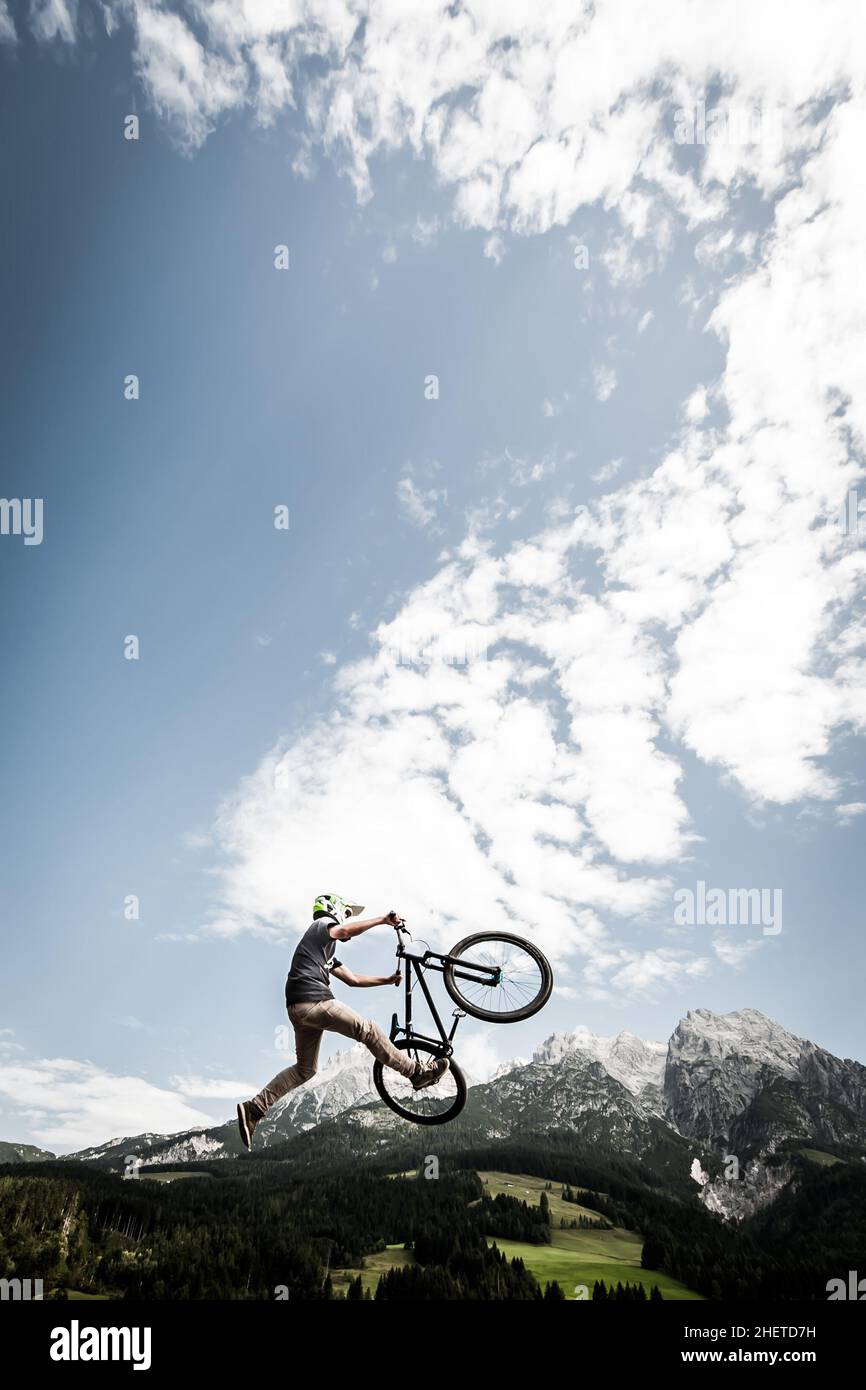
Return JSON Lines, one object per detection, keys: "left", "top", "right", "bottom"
{"left": 252, "top": 997, "right": 417, "bottom": 1112}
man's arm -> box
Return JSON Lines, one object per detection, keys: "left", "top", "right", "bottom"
{"left": 328, "top": 909, "right": 402, "bottom": 943}
{"left": 332, "top": 965, "right": 402, "bottom": 988}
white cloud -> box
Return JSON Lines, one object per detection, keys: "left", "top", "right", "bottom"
{"left": 592, "top": 365, "right": 617, "bottom": 402}
{"left": 396, "top": 476, "right": 447, "bottom": 532}
{"left": 201, "top": 517, "right": 692, "bottom": 995}
{"left": 592, "top": 457, "right": 624, "bottom": 485}
{"left": 76, "top": 1, "right": 866, "bottom": 998}
{"left": 29, "top": 0, "right": 76, "bottom": 44}
{"left": 483, "top": 233, "right": 506, "bottom": 264}
{"left": 502, "top": 448, "right": 558, "bottom": 487}
{"left": 106, "top": 2, "right": 861, "bottom": 244}
{"left": 412, "top": 216, "right": 440, "bottom": 247}
{"left": 0, "top": 1055, "right": 212, "bottom": 1153}
{"left": 0, "top": 1, "right": 16, "bottom": 43}
{"left": 695, "top": 227, "right": 740, "bottom": 271}
{"left": 600, "top": 219, "right": 675, "bottom": 287}
{"left": 169, "top": 1074, "right": 256, "bottom": 1099}
{"left": 685, "top": 385, "right": 709, "bottom": 421}
{"left": 597, "top": 948, "right": 711, "bottom": 1000}
{"left": 835, "top": 802, "right": 866, "bottom": 823}
{"left": 713, "top": 936, "right": 765, "bottom": 968}
{"left": 453, "top": 1031, "right": 503, "bottom": 1084}
{"left": 541, "top": 394, "right": 571, "bottom": 419}
{"left": 129, "top": 3, "right": 248, "bottom": 152}
{"left": 203, "top": 229, "right": 866, "bottom": 990}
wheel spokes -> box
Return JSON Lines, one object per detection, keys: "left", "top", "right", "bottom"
{"left": 453, "top": 941, "right": 544, "bottom": 1014}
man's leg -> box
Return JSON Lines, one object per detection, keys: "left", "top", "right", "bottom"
{"left": 250, "top": 1006, "right": 324, "bottom": 1112}
{"left": 306, "top": 998, "right": 419, "bottom": 1078}
{"left": 238, "top": 1006, "right": 328, "bottom": 1149}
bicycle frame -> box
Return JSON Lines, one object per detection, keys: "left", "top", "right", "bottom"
{"left": 389, "top": 930, "right": 501, "bottom": 1055}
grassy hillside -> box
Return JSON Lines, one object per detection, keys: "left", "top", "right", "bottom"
{"left": 478, "top": 1171, "right": 603, "bottom": 1223}
{"left": 799, "top": 1148, "right": 842, "bottom": 1166}
{"left": 488, "top": 1233, "right": 702, "bottom": 1300}
{"left": 477, "top": 1170, "right": 702, "bottom": 1300}
{"left": 138, "top": 1171, "right": 215, "bottom": 1183}
{"left": 5, "top": 1143, "right": 864, "bottom": 1300}
{"left": 330, "top": 1169, "right": 703, "bottom": 1299}
{"left": 330, "top": 1244, "right": 413, "bottom": 1296}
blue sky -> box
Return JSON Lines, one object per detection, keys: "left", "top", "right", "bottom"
{"left": 1, "top": 2, "right": 865, "bottom": 1152}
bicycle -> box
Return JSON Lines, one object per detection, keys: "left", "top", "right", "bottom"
{"left": 372, "top": 919, "right": 553, "bottom": 1125}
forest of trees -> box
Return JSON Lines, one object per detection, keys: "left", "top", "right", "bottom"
{"left": 593, "top": 1280, "right": 663, "bottom": 1301}
{"left": 2, "top": 1134, "right": 863, "bottom": 1301}
{"left": 438, "top": 1139, "right": 866, "bottom": 1301}
{"left": 374, "top": 1245, "right": 541, "bottom": 1300}
{"left": 475, "top": 1190, "right": 553, "bottom": 1244}
{"left": 0, "top": 1164, "right": 551, "bottom": 1300}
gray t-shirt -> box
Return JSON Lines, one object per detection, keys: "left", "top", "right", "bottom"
{"left": 285, "top": 918, "right": 344, "bottom": 1004}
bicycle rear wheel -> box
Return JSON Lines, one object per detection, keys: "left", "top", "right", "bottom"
{"left": 443, "top": 932, "right": 552, "bottom": 1023}
{"left": 373, "top": 1039, "right": 466, "bottom": 1126}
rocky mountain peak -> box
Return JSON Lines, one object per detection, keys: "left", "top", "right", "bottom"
{"left": 51, "top": 1005, "right": 866, "bottom": 1231}
{"left": 669, "top": 1008, "right": 803, "bottom": 1075}
{"left": 490, "top": 1057, "right": 529, "bottom": 1081}
{"left": 532, "top": 1025, "right": 666, "bottom": 1095}
{"left": 665, "top": 1008, "right": 806, "bottom": 1147}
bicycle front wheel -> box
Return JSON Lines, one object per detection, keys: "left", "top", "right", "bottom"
{"left": 443, "top": 932, "right": 553, "bottom": 1023}
{"left": 373, "top": 1039, "right": 466, "bottom": 1126}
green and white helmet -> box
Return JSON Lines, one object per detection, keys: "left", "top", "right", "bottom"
{"left": 312, "top": 894, "right": 364, "bottom": 924}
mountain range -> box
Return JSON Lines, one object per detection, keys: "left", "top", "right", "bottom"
{"left": 15, "top": 1008, "right": 866, "bottom": 1222}
{"left": 0, "top": 1140, "right": 56, "bottom": 1163}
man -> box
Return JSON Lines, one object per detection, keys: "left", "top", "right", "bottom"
{"left": 237, "top": 894, "right": 449, "bottom": 1149}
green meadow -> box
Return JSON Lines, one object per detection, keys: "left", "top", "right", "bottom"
{"left": 332, "top": 1170, "right": 703, "bottom": 1299}
{"left": 799, "top": 1148, "right": 842, "bottom": 1166}
{"left": 488, "top": 1231, "right": 702, "bottom": 1300}
{"left": 138, "top": 1171, "right": 215, "bottom": 1183}
{"left": 330, "top": 1243, "right": 413, "bottom": 1296}
{"left": 477, "top": 1170, "right": 604, "bottom": 1223}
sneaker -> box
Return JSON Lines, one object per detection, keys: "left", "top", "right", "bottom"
{"left": 237, "top": 1100, "right": 264, "bottom": 1150}
{"left": 411, "top": 1058, "right": 450, "bottom": 1091}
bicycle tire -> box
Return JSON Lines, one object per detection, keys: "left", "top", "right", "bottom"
{"left": 373, "top": 1038, "right": 467, "bottom": 1126}
{"left": 443, "top": 931, "right": 553, "bottom": 1023}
